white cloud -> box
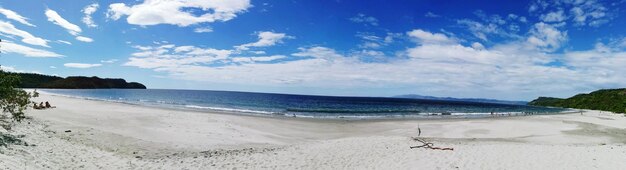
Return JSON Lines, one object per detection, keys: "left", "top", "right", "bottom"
{"left": 359, "top": 42, "right": 381, "bottom": 49}
{"left": 352, "top": 50, "right": 385, "bottom": 58}
{"left": 250, "top": 51, "right": 266, "bottom": 55}
{"left": 0, "top": 21, "right": 49, "bottom": 47}
{"left": 57, "top": 40, "right": 72, "bottom": 45}
{"left": 107, "top": 0, "right": 252, "bottom": 27}
{"left": 45, "top": 9, "right": 82, "bottom": 36}
{"left": 64, "top": 63, "right": 102, "bottom": 68}
{"left": 124, "top": 43, "right": 288, "bottom": 72}
{"left": 100, "top": 59, "right": 119, "bottom": 63}
{"left": 349, "top": 13, "right": 378, "bottom": 26}
{"left": 292, "top": 46, "right": 344, "bottom": 60}
{"left": 457, "top": 10, "right": 535, "bottom": 42}
{"left": 530, "top": 0, "right": 611, "bottom": 27}
{"left": 125, "top": 44, "right": 233, "bottom": 69}
{"left": 356, "top": 34, "right": 379, "bottom": 42}
{"left": 82, "top": 3, "right": 99, "bottom": 28}
{"left": 526, "top": 22, "right": 568, "bottom": 52}
{"left": 76, "top": 36, "right": 94, "bottom": 42}
{"left": 50, "top": 66, "right": 57, "bottom": 69}
{"left": 508, "top": 24, "right": 520, "bottom": 32}
{"left": 350, "top": 50, "right": 387, "bottom": 62}
{"left": 231, "top": 55, "right": 286, "bottom": 63}
{"left": 1, "top": 40, "right": 62, "bottom": 57}
{"left": 424, "top": 12, "right": 440, "bottom": 18}
{"left": 235, "top": 31, "right": 293, "bottom": 51}
{"left": 457, "top": 19, "right": 521, "bottom": 41}
{"left": 519, "top": 16, "right": 528, "bottom": 23}
{"left": 355, "top": 32, "right": 402, "bottom": 49}
{"left": 541, "top": 10, "right": 566, "bottom": 22}
{"left": 560, "top": 47, "right": 626, "bottom": 87}
{"left": 472, "top": 10, "right": 507, "bottom": 25}
{"left": 407, "top": 29, "right": 457, "bottom": 45}
{"left": 0, "top": 8, "right": 35, "bottom": 27}
{"left": 471, "top": 42, "right": 485, "bottom": 50}
{"left": 194, "top": 27, "right": 213, "bottom": 33}
{"left": 456, "top": 20, "right": 491, "bottom": 41}
{"left": 45, "top": 9, "right": 95, "bottom": 42}
{"left": 355, "top": 33, "right": 384, "bottom": 49}
{"left": 384, "top": 32, "right": 402, "bottom": 44}
{"left": 569, "top": 3, "right": 609, "bottom": 27}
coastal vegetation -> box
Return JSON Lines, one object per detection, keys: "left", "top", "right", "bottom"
{"left": 0, "top": 71, "right": 31, "bottom": 123}
{"left": 40, "top": 76, "right": 146, "bottom": 89}
{"left": 4, "top": 72, "right": 146, "bottom": 89}
{"left": 1, "top": 70, "right": 34, "bottom": 148}
{"left": 529, "top": 88, "right": 626, "bottom": 114}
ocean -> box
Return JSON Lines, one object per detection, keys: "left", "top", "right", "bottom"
{"left": 40, "top": 89, "right": 567, "bottom": 119}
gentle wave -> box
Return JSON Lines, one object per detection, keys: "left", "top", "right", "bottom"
{"left": 286, "top": 108, "right": 423, "bottom": 113}
{"left": 184, "top": 105, "right": 276, "bottom": 115}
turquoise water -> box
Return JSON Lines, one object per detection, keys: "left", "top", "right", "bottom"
{"left": 41, "top": 89, "right": 567, "bottom": 119}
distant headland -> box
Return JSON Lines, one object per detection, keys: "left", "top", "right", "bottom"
{"left": 394, "top": 94, "right": 528, "bottom": 105}
{"left": 6, "top": 72, "right": 146, "bottom": 89}
{"left": 529, "top": 88, "right": 626, "bottom": 114}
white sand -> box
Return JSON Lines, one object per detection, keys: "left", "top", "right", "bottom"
{"left": 2, "top": 92, "right": 626, "bottom": 169}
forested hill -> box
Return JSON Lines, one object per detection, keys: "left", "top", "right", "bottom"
{"left": 3, "top": 72, "right": 146, "bottom": 89}
{"left": 528, "top": 88, "right": 626, "bottom": 113}
{"left": 395, "top": 94, "right": 528, "bottom": 105}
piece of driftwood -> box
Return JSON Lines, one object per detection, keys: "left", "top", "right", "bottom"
{"left": 410, "top": 137, "right": 454, "bottom": 151}
{"left": 410, "top": 125, "right": 453, "bottom": 150}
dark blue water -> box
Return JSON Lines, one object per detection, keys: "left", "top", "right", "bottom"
{"left": 40, "top": 89, "right": 566, "bottom": 119}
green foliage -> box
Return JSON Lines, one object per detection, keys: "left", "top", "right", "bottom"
{"left": 41, "top": 76, "right": 146, "bottom": 89}
{"left": 7, "top": 72, "right": 146, "bottom": 89}
{"left": 528, "top": 97, "right": 564, "bottom": 106}
{"left": 529, "top": 88, "right": 626, "bottom": 113}
{"left": 0, "top": 133, "right": 27, "bottom": 148}
{"left": 0, "top": 71, "right": 31, "bottom": 122}
{"left": 4, "top": 72, "right": 63, "bottom": 88}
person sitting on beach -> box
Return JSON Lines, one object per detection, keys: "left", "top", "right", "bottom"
{"left": 33, "top": 103, "right": 41, "bottom": 109}
{"left": 39, "top": 102, "right": 45, "bottom": 109}
{"left": 45, "top": 101, "right": 52, "bottom": 108}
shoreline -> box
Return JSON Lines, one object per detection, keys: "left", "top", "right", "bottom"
{"left": 36, "top": 89, "right": 576, "bottom": 122}
{"left": 1, "top": 93, "right": 626, "bottom": 169}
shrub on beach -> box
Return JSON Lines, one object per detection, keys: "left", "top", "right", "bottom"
{"left": 0, "top": 133, "right": 28, "bottom": 148}
{"left": 0, "top": 70, "right": 33, "bottom": 147}
{"left": 0, "top": 70, "right": 33, "bottom": 126}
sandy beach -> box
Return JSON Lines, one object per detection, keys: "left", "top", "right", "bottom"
{"left": 1, "top": 92, "right": 626, "bottom": 169}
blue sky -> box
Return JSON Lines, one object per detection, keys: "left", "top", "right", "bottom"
{"left": 1, "top": 0, "right": 626, "bottom": 100}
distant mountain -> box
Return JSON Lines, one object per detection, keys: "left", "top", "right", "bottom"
{"left": 41, "top": 76, "right": 146, "bottom": 89}
{"left": 529, "top": 88, "right": 626, "bottom": 113}
{"left": 5, "top": 72, "right": 146, "bottom": 89}
{"left": 394, "top": 94, "right": 528, "bottom": 105}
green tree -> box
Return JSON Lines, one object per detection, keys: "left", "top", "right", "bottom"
{"left": 0, "top": 71, "right": 31, "bottom": 123}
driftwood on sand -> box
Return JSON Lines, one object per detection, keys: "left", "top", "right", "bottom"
{"left": 410, "top": 124, "right": 454, "bottom": 151}
{"left": 410, "top": 137, "right": 454, "bottom": 150}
